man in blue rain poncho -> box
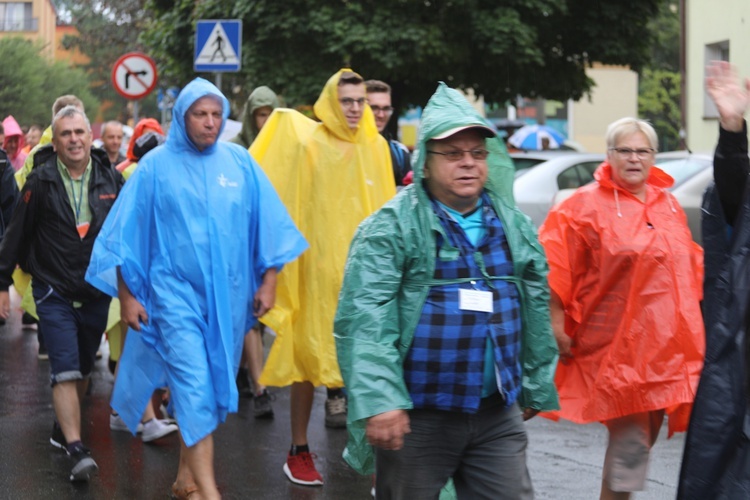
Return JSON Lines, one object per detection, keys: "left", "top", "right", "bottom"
{"left": 86, "top": 78, "right": 307, "bottom": 499}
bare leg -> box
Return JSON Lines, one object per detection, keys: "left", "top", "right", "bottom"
{"left": 291, "top": 381, "right": 314, "bottom": 446}
{"left": 53, "top": 380, "right": 82, "bottom": 443}
{"left": 175, "top": 437, "right": 195, "bottom": 486}
{"left": 176, "top": 433, "right": 221, "bottom": 499}
{"left": 245, "top": 327, "right": 266, "bottom": 394}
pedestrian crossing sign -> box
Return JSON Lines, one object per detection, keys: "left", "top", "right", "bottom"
{"left": 194, "top": 20, "right": 242, "bottom": 72}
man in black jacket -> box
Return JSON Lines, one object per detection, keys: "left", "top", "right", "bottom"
{"left": 0, "top": 149, "right": 18, "bottom": 241}
{"left": 0, "top": 105, "right": 122, "bottom": 483}
{"left": 0, "top": 148, "right": 20, "bottom": 326}
{"left": 365, "top": 79, "right": 411, "bottom": 186}
{"left": 678, "top": 61, "right": 750, "bottom": 498}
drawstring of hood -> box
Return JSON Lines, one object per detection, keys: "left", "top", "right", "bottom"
{"left": 614, "top": 189, "right": 622, "bottom": 218}
{"left": 664, "top": 189, "right": 677, "bottom": 213}
{"left": 611, "top": 184, "right": 677, "bottom": 219}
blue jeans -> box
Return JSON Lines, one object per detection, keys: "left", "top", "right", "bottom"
{"left": 375, "top": 397, "right": 534, "bottom": 500}
{"left": 32, "top": 282, "right": 110, "bottom": 386}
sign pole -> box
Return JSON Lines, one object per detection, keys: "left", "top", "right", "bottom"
{"left": 215, "top": 73, "right": 222, "bottom": 92}
{"left": 133, "top": 101, "right": 140, "bottom": 126}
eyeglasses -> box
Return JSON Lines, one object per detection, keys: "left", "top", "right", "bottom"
{"left": 609, "top": 147, "right": 655, "bottom": 160}
{"left": 426, "top": 149, "right": 489, "bottom": 162}
{"left": 339, "top": 97, "right": 366, "bottom": 109}
{"left": 369, "top": 105, "right": 394, "bottom": 115}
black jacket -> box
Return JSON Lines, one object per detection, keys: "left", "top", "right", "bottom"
{"left": 0, "top": 149, "right": 19, "bottom": 241}
{"left": 383, "top": 131, "right": 411, "bottom": 186}
{"left": 0, "top": 145, "right": 123, "bottom": 302}
{"left": 678, "top": 124, "right": 750, "bottom": 499}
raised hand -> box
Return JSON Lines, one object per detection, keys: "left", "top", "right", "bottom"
{"left": 706, "top": 61, "right": 750, "bottom": 132}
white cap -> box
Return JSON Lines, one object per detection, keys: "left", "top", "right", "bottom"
{"left": 431, "top": 124, "right": 495, "bottom": 141}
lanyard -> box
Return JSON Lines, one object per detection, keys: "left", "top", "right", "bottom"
{"left": 68, "top": 170, "right": 87, "bottom": 224}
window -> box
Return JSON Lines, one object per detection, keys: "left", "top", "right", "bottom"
{"left": 556, "top": 162, "right": 600, "bottom": 190}
{"left": 704, "top": 41, "right": 730, "bottom": 119}
{"left": 0, "top": 3, "right": 35, "bottom": 32}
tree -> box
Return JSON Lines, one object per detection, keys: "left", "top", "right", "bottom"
{"left": 639, "top": 68, "right": 681, "bottom": 151}
{"left": 141, "top": 0, "right": 661, "bottom": 114}
{"left": 638, "top": 1, "right": 681, "bottom": 150}
{"left": 54, "top": 0, "right": 159, "bottom": 122}
{"left": 0, "top": 37, "right": 98, "bottom": 126}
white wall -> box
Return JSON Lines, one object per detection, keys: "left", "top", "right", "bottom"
{"left": 569, "top": 64, "right": 638, "bottom": 153}
{"left": 686, "top": 0, "right": 750, "bottom": 151}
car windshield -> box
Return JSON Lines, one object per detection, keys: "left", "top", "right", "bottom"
{"left": 654, "top": 158, "right": 710, "bottom": 188}
{"left": 512, "top": 157, "right": 548, "bottom": 178}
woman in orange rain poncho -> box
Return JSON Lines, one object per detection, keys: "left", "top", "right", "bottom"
{"left": 539, "top": 117, "right": 704, "bottom": 500}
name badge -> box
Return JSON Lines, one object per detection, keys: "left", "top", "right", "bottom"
{"left": 459, "top": 288, "right": 493, "bottom": 313}
{"left": 76, "top": 222, "right": 90, "bottom": 239}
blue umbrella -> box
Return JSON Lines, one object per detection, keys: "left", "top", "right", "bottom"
{"left": 508, "top": 124, "right": 566, "bottom": 150}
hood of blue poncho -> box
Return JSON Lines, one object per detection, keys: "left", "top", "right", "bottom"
{"left": 168, "top": 77, "right": 230, "bottom": 154}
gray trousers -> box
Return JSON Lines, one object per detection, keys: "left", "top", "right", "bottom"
{"left": 375, "top": 396, "right": 534, "bottom": 500}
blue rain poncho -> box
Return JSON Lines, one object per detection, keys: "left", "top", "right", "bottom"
{"left": 86, "top": 78, "right": 308, "bottom": 446}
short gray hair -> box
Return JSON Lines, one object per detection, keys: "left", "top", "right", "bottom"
{"left": 605, "top": 117, "right": 658, "bottom": 151}
{"left": 52, "top": 105, "right": 91, "bottom": 137}
{"left": 101, "top": 120, "right": 123, "bottom": 135}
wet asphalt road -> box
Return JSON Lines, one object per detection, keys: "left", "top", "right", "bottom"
{"left": 0, "top": 295, "right": 685, "bottom": 499}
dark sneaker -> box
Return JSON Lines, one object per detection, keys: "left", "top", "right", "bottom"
{"left": 253, "top": 389, "right": 275, "bottom": 419}
{"left": 324, "top": 394, "right": 347, "bottom": 429}
{"left": 50, "top": 421, "right": 67, "bottom": 450}
{"left": 68, "top": 444, "right": 98, "bottom": 482}
{"left": 37, "top": 343, "right": 49, "bottom": 360}
{"left": 22, "top": 312, "right": 37, "bottom": 325}
{"left": 283, "top": 451, "right": 323, "bottom": 486}
{"left": 236, "top": 367, "right": 253, "bottom": 398}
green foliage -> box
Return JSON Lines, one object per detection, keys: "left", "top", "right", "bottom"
{"left": 639, "top": 68, "right": 681, "bottom": 151}
{"left": 638, "top": 1, "right": 681, "bottom": 149}
{"left": 0, "top": 37, "right": 98, "bottom": 126}
{"left": 646, "top": 0, "right": 680, "bottom": 72}
{"left": 140, "top": 0, "right": 660, "bottom": 114}
{"left": 55, "top": 0, "right": 159, "bottom": 122}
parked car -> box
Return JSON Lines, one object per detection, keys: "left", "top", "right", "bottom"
{"left": 654, "top": 152, "right": 713, "bottom": 244}
{"left": 512, "top": 153, "right": 605, "bottom": 226}
{"left": 510, "top": 150, "right": 583, "bottom": 177}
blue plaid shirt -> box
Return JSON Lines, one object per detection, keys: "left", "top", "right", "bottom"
{"left": 403, "top": 194, "right": 522, "bottom": 412}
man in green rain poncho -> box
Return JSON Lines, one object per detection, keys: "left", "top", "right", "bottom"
{"left": 334, "top": 83, "right": 559, "bottom": 499}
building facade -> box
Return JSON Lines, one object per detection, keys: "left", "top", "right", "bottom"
{"left": 0, "top": 0, "right": 56, "bottom": 58}
{"left": 685, "top": 0, "right": 750, "bottom": 151}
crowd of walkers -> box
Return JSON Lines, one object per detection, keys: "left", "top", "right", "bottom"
{"left": 0, "top": 62, "right": 749, "bottom": 500}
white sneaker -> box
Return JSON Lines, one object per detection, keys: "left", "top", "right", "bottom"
{"left": 110, "top": 413, "right": 144, "bottom": 433}
{"left": 141, "top": 418, "right": 179, "bottom": 443}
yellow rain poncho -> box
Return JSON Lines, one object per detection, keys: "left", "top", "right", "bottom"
{"left": 251, "top": 69, "right": 396, "bottom": 387}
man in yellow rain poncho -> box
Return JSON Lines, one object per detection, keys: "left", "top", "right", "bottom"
{"left": 250, "top": 69, "right": 396, "bottom": 486}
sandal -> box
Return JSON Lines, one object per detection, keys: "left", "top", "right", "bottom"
{"left": 170, "top": 481, "right": 199, "bottom": 499}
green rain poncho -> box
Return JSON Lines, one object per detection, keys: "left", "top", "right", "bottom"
{"left": 231, "top": 86, "right": 281, "bottom": 148}
{"left": 334, "top": 82, "right": 560, "bottom": 475}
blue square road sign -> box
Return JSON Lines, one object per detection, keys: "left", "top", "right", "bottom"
{"left": 195, "top": 20, "right": 242, "bottom": 72}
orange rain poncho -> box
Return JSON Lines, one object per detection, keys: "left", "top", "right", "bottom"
{"left": 539, "top": 162, "right": 705, "bottom": 436}
{"left": 251, "top": 69, "right": 395, "bottom": 387}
